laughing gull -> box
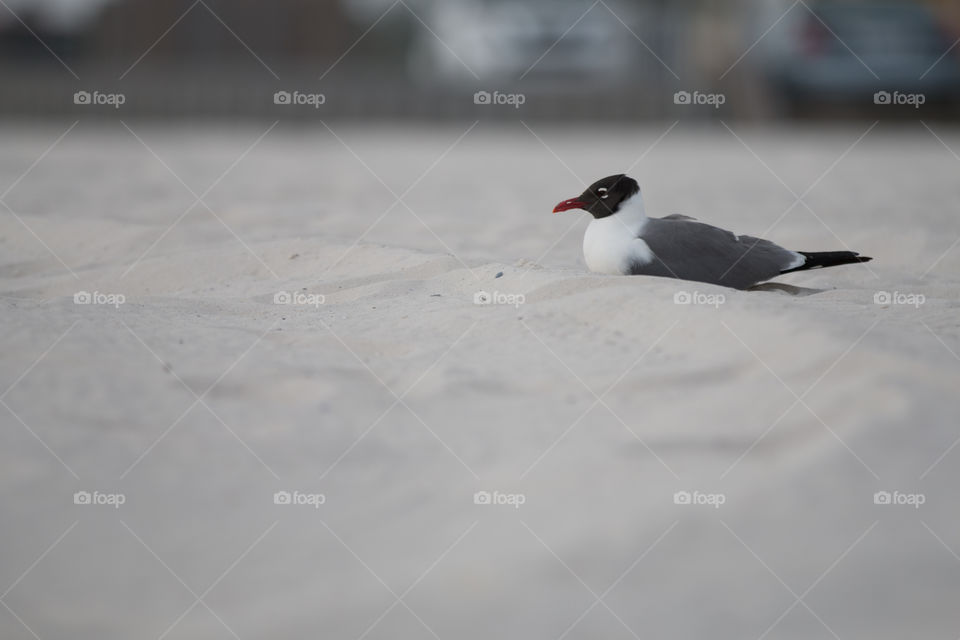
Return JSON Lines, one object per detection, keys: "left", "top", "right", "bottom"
{"left": 553, "top": 174, "right": 872, "bottom": 289}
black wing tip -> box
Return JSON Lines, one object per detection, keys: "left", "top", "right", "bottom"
{"left": 833, "top": 251, "right": 873, "bottom": 264}
{"left": 782, "top": 251, "right": 874, "bottom": 274}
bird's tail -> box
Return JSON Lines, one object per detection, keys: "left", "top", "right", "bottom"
{"left": 782, "top": 251, "right": 873, "bottom": 273}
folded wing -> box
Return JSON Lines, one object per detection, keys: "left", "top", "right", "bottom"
{"left": 631, "top": 217, "right": 803, "bottom": 289}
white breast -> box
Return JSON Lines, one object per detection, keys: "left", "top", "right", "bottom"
{"left": 582, "top": 193, "right": 654, "bottom": 275}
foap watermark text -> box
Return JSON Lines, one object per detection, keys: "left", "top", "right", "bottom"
{"left": 275, "top": 291, "right": 325, "bottom": 307}
{"left": 474, "top": 90, "right": 525, "bottom": 109}
{"left": 74, "top": 490, "right": 126, "bottom": 508}
{"left": 474, "top": 490, "right": 525, "bottom": 509}
{"left": 674, "top": 290, "right": 725, "bottom": 308}
{"left": 74, "top": 90, "right": 125, "bottom": 109}
{"left": 674, "top": 490, "right": 725, "bottom": 509}
{"left": 874, "top": 490, "right": 925, "bottom": 509}
{"left": 74, "top": 291, "right": 125, "bottom": 308}
{"left": 274, "top": 490, "right": 326, "bottom": 508}
{"left": 274, "top": 90, "right": 326, "bottom": 108}
{"left": 474, "top": 290, "right": 524, "bottom": 308}
{"left": 874, "top": 291, "right": 924, "bottom": 308}
{"left": 874, "top": 91, "right": 925, "bottom": 108}
{"left": 674, "top": 90, "right": 725, "bottom": 109}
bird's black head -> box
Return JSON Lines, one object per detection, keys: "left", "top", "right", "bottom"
{"left": 552, "top": 174, "right": 640, "bottom": 219}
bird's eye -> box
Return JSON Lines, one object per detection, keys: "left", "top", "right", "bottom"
{"left": 597, "top": 187, "right": 608, "bottom": 199}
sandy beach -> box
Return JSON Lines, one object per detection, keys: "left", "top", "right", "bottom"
{"left": 2, "top": 120, "right": 960, "bottom": 639}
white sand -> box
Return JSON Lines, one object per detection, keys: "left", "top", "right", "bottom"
{"left": 2, "top": 121, "right": 959, "bottom": 639}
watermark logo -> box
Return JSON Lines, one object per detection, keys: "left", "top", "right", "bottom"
{"left": 74, "top": 490, "right": 126, "bottom": 508}
{"left": 473, "top": 490, "right": 525, "bottom": 509}
{"left": 673, "top": 290, "right": 725, "bottom": 308}
{"left": 274, "top": 90, "right": 326, "bottom": 108}
{"left": 673, "top": 490, "right": 725, "bottom": 509}
{"left": 74, "top": 291, "right": 125, "bottom": 308}
{"left": 474, "top": 90, "right": 526, "bottom": 109}
{"left": 74, "top": 90, "right": 126, "bottom": 109}
{"left": 873, "top": 490, "right": 924, "bottom": 509}
{"left": 273, "top": 490, "right": 325, "bottom": 508}
{"left": 474, "top": 290, "right": 525, "bottom": 308}
{"left": 274, "top": 291, "right": 325, "bottom": 307}
{"left": 874, "top": 91, "right": 924, "bottom": 109}
{"left": 674, "top": 90, "right": 725, "bottom": 109}
{"left": 873, "top": 291, "right": 924, "bottom": 308}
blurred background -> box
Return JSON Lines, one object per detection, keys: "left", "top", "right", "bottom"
{"left": 2, "top": 0, "right": 959, "bottom": 120}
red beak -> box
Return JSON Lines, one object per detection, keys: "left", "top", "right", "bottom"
{"left": 553, "top": 198, "right": 585, "bottom": 213}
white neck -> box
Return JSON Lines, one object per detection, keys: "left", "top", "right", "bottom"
{"left": 582, "top": 191, "right": 652, "bottom": 275}
{"left": 606, "top": 191, "right": 646, "bottom": 234}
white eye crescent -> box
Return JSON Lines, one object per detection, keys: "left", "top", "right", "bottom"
{"left": 597, "top": 187, "right": 608, "bottom": 199}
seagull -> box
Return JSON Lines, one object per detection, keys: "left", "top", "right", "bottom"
{"left": 552, "top": 174, "right": 872, "bottom": 290}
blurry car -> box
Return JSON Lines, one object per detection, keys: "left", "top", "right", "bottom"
{"left": 757, "top": 1, "right": 960, "bottom": 110}
{"left": 406, "top": 0, "right": 643, "bottom": 85}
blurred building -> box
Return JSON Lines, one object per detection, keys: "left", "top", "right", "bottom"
{"left": 91, "top": 0, "right": 353, "bottom": 61}
{"left": 0, "top": 0, "right": 957, "bottom": 119}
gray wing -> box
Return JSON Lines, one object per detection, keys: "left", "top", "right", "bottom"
{"left": 632, "top": 216, "right": 801, "bottom": 289}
